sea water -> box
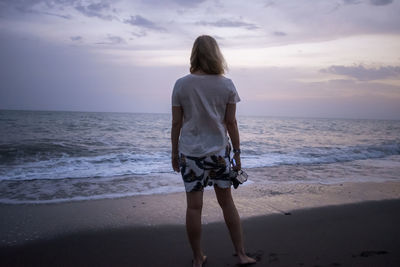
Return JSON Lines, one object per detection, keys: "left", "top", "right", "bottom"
{"left": 1, "top": 110, "right": 399, "bottom": 203}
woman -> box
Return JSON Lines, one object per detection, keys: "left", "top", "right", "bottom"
{"left": 171, "top": 35, "right": 256, "bottom": 267}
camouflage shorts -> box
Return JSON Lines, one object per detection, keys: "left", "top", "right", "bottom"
{"left": 179, "top": 145, "right": 232, "bottom": 192}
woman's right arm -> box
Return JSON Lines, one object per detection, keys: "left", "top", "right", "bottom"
{"left": 224, "top": 103, "right": 241, "bottom": 170}
{"left": 171, "top": 106, "right": 183, "bottom": 172}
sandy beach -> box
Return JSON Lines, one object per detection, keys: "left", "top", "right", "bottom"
{"left": 1, "top": 178, "right": 400, "bottom": 266}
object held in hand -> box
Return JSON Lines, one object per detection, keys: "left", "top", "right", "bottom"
{"left": 230, "top": 158, "right": 248, "bottom": 189}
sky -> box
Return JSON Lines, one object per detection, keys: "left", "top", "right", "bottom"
{"left": 0, "top": 0, "right": 400, "bottom": 119}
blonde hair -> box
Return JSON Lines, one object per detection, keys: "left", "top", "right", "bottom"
{"left": 190, "top": 35, "right": 227, "bottom": 75}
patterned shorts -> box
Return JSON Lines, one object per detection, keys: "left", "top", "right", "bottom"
{"left": 179, "top": 145, "right": 232, "bottom": 192}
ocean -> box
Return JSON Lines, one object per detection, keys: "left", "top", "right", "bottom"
{"left": 1, "top": 110, "right": 399, "bottom": 204}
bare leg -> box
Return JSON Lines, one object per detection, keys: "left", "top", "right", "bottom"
{"left": 186, "top": 190, "right": 207, "bottom": 267}
{"left": 214, "top": 185, "right": 256, "bottom": 265}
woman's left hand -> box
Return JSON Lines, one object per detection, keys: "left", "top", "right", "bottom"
{"left": 172, "top": 153, "right": 180, "bottom": 172}
{"left": 232, "top": 153, "right": 241, "bottom": 171}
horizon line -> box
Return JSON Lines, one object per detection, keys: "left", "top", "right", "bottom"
{"left": 1, "top": 108, "right": 399, "bottom": 121}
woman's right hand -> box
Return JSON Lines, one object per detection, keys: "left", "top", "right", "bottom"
{"left": 172, "top": 153, "right": 180, "bottom": 172}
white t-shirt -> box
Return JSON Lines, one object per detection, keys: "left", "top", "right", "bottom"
{"left": 171, "top": 74, "right": 241, "bottom": 157}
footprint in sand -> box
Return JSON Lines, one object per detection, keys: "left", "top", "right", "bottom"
{"left": 352, "top": 250, "right": 388, "bottom": 258}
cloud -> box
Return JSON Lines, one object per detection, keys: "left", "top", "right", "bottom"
{"left": 264, "top": 1, "right": 276, "bottom": 8}
{"left": 124, "top": 15, "right": 166, "bottom": 31}
{"left": 70, "top": 35, "right": 82, "bottom": 41}
{"left": 96, "top": 35, "right": 125, "bottom": 45}
{"left": 343, "top": 0, "right": 394, "bottom": 5}
{"left": 13, "top": 7, "right": 72, "bottom": 19}
{"left": 169, "top": 0, "right": 205, "bottom": 6}
{"left": 369, "top": 0, "right": 393, "bottom": 5}
{"left": 131, "top": 31, "right": 147, "bottom": 38}
{"left": 41, "top": 11, "right": 71, "bottom": 19}
{"left": 141, "top": 0, "right": 205, "bottom": 7}
{"left": 273, "top": 31, "right": 287, "bottom": 36}
{"left": 1, "top": 0, "right": 78, "bottom": 13}
{"left": 75, "top": 2, "right": 114, "bottom": 20}
{"left": 272, "top": 0, "right": 400, "bottom": 44}
{"left": 1, "top": 1, "right": 72, "bottom": 19}
{"left": 342, "top": 0, "right": 362, "bottom": 4}
{"left": 320, "top": 65, "right": 400, "bottom": 81}
{"left": 196, "top": 19, "right": 258, "bottom": 30}
{"left": 1, "top": 0, "right": 117, "bottom": 20}
{"left": 2, "top": 0, "right": 399, "bottom": 51}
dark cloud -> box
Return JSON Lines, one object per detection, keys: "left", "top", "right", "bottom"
{"left": 273, "top": 31, "right": 287, "bottom": 36}
{"left": 141, "top": 0, "right": 205, "bottom": 7}
{"left": 75, "top": 2, "right": 114, "bottom": 20}
{"left": 0, "top": 0, "right": 78, "bottom": 13}
{"left": 0, "top": 0, "right": 73, "bottom": 18}
{"left": 0, "top": 0, "right": 43, "bottom": 13}
{"left": 342, "top": 0, "right": 362, "bottom": 4}
{"left": 12, "top": 7, "right": 72, "bottom": 19}
{"left": 0, "top": 0, "right": 117, "bottom": 20}
{"left": 169, "top": 0, "right": 205, "bottom": 5}
{"left": 370, "top": 0, "right": 393, "bottom": 5}
{"left": 124, "top": 15, "right": 166, "bottom": 31}
{"left": 96, "top": 35, "right": 125, "bottom": 45}
{"left": 196, "top": 19, "right": 258, "bottom": 30}
{"left": 264, "top": 1, "right": 276, "bottom": 8}
{"left": 320, "top": 65, "right": 400, "bottom": 81}
{"left": 41, "top": 11, "right": 71, "bottom": 19}
{"left": 131, "top": 31, "right": 147, "bottom": 38}
{"left": 343, "top": 0, "right": 394, "bottom": 5}
{"left": 70, "top": 35, "right": 82, "bottom": 41}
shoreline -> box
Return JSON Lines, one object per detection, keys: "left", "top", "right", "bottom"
{"left": 1, "top": 180, "right": 400, "bottom": 247}
{"left": 2, "top": 154, "right": 400, "bottom": 205}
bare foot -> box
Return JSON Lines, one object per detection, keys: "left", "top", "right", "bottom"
{"left": 192, "top": 255, "right": 207, "bottom": 267}
{"left": 238, "top": 253, "right": 256, "bottom": 265}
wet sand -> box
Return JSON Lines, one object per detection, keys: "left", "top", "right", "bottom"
{"left": 1, "top": 180, "right": 400, "bottom": 266}
{"left": 1, "top": 198, "right": 399, "bottom": 266}
{"left": 1, "top": 180, "right": 400, "bottom": 245}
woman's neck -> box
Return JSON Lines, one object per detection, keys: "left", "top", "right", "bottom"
{"left": 192, "top": 69, "right": 206, "bottom": 75}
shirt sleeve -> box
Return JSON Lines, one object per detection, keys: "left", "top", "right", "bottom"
{"left": 171, "top": 80, "right": 181, "bottom": 107}
{"left": 227, "top": 79, "right": 241, "bottom": 104}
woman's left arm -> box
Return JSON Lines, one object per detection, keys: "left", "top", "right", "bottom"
{"left": 171, "top": 106, "right": 183, "bottom": 172}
